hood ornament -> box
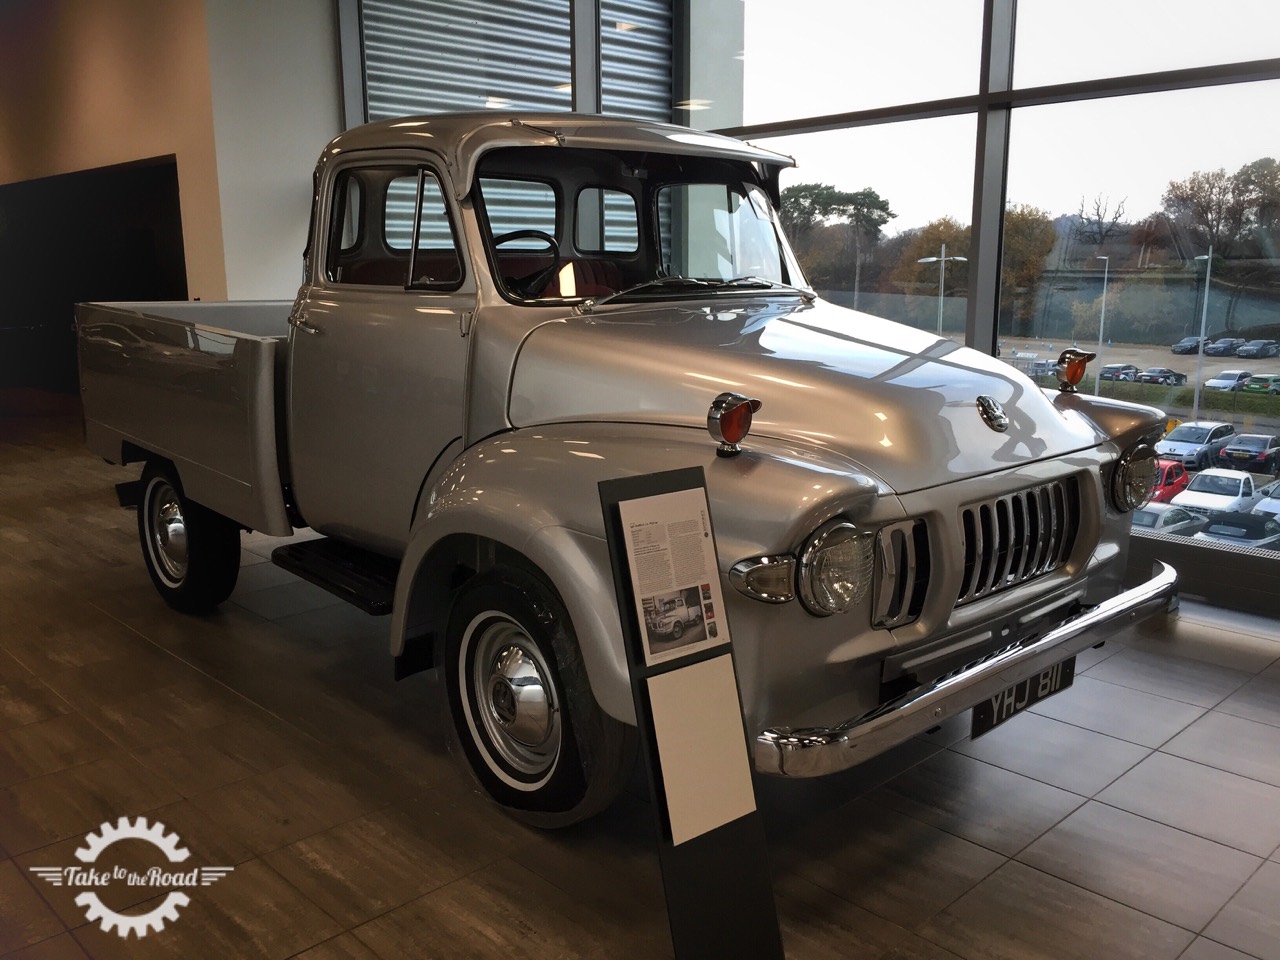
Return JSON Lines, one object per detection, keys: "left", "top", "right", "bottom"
{"left": 976, "top": 395, "right": 1009, "bottom": 433}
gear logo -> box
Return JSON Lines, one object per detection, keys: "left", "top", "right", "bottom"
{"left": 27, "top": 817, "right": 234, "bottom": 939}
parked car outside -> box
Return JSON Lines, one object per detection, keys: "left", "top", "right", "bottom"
{"left": 1131, "top": 503, "right": 1210, "bottom": 536}
{"left": 1171, "top": 468, "right": 1265, "bottom": 514}
{"left": 1136, "top": 367, "right": 1187, "bottom": 386}
{"left": 1205, "top": 338, "right": 1247, "bottom": 356}
{"left": 1099, "top": 363, "right": 1140, "bottom": 381}
{"left": 1235, "top": 339, "right": 1280, "bottom": 359}
{"left": 1149, "top": 458, "right": 1191, "bottom": 503}
{"left": 1243, "top": 374, "right": 1280, "bottom": 395}
{"left": 1155, "top": 420, "right": 1237, "bottom": 470}
{"left": 1216, "top": 434, "right": 1280, "bottom": 472}
{"left": 1204, "top": 370, "right": 1253, "bottom": 391}
{"left": 1171, "top": 336, "right": 1209, "bottom": 355}
{"left": 1252, "top": 480, "right": 1280, "bottom": 519}
{"left": 1191, "top": 512, "right": 1280, "bottom": 550}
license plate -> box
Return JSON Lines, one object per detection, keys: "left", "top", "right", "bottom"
{"left": 970, "top": 657, "right": 1076, "bottom": 740}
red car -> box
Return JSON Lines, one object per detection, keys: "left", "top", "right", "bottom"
{"left": 1150, "top": 458, "right": 1191, "bottom": 503}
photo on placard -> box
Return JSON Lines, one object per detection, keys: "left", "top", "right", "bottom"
{"left": 641, "top": 585, "right": 706, "bottom": 658}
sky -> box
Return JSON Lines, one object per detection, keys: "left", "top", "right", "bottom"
{"left": 719, "top": 0, "right": 1280, "bottom": 235}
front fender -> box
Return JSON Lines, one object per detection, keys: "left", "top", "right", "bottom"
{"left": 389, "top": 423, "right": 884, "bottom": 725}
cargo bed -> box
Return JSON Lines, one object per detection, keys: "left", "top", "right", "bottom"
{"left": 77, "top": 301, "right": 294, "bottom": 535}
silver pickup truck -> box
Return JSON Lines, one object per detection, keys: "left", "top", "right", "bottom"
{"left": 78, "top": 112, "right": 1177, "bottom": 827}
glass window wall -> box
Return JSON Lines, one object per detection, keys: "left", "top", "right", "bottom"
{"left": 999, "top": 81, "right": 1280, "bottom": 539}
{"left": 693, "top": 0, "right": 984, "bottom": 128}
{"left": 1014, "top": 0, "right": 1280, "bottom": 88}
{"left": 755, "top": 115, "right": 976, "bottom": 332}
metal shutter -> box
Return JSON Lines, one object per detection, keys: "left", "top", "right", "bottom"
{"left": 361, "top": 0, "right": 573, "bottom": 120}
{"left": 359, "top": 1, "right": 672, "bottom": 123}
{"left": 600, "top": 0, "right": 672, "bottom": 122}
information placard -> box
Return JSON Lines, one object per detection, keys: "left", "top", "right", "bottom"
{"left": 618, "top": 486, "right": 730, "bottom": 666}
{"left": 599, "top": 467, "right": 783, "bottom": 960}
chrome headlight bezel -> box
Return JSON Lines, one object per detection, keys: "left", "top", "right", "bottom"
{"left": 797, "top": 519, "right": 876, "bottom": 616}
{"left": 1112, "top": 440, "right": 1160, "bottom": 512}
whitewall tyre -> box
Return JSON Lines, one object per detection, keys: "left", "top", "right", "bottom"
{"left": 444, "top": 567, "right": 635, "bottom": 828}
{"left": 138, "top": 462, "right": 240, "bottom": 614}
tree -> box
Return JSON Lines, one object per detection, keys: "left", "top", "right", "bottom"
{"left": 779, "top": 183, "right": 894, "bottom": 304}
{"left": 1161, "top": 167, "right": 1250, "bottom": 255}
{"left": 890, "top": 217, "right": 971, "bottom": 288}
{"left": 779, "top": 183, "right": 855, "bottom": 243}
{"left": 1073, "top": 195, "right": 1128, "bottom": 246}
{"left": 889, "top": 217, "right": 971, "bottom": 329}
{"left": 1000, "top": 204, "right": 1057, "bottom": 336}
{"left": 1234, "top": 157, "right": 1280, "bottom": 236}
{"left": 841, "top": 188, "right": 895, "bottom": 308}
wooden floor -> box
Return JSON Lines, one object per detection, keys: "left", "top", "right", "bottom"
{"left": 2, "top": 391, "right": 1279, "bottom": 960}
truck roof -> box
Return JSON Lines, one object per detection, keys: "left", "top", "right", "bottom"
{"left": 320, "top": 112, "right": 795, "bottom": 200}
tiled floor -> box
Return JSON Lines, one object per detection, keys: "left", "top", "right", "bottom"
{"left": 2, "top": 390, "right": 1279, "bottom": 960}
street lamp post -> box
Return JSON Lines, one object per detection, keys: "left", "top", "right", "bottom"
{"left": 1093, "top": 256, "right": 1109, "bottom": 395}
{"left": 917, "top": 242, "right": 967, "bottom": 338}
{"left": 1192, "top": 246, "right": 1213, "bottom": 421}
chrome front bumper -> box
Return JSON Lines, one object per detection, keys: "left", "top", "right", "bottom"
{"left": 754, "top": 561, "right": 1179, "bottom": 777}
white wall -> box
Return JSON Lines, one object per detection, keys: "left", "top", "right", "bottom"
{"left": 0, "top": 0, "right": 228, "bottom": 299}
{"left": 204, "top": 0, "right": 342, "bottom": 299}
{"left": 0, "top": 0, "right": 343, "bottom": 302}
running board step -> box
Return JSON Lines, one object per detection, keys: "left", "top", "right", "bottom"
{"left": 271, "top": 538, "right": 399, "bottom": 616}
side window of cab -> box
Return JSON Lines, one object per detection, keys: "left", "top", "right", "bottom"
{"left": 325, "top": 164, "right": 464, "bottom": 290}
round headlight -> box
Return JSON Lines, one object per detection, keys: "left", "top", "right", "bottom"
{"left": 797, "top": 520, "right": 875, "bottom": 615}
{"left": 1112, "top": 441, "right": 1160, "bottom": 512}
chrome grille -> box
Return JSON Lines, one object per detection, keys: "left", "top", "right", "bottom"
{"left": 873, "top": 519, "right": 930, "bottom": 628}
{"left": 956, "top": 476, "right": 1080, "bottom": 606}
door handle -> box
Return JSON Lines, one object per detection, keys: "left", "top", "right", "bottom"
{"left": 289, "top": 314, "right": 321, "bottom": 335}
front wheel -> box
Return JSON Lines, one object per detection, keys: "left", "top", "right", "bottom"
{"left": 444, "top": 567, "right": 635, "bottom": 828}
{"left": 138, "top": 462, "right": 240, "bottom": 613}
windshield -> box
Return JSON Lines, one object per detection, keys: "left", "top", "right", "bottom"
{"left": 655, "top": 183, "right": 784, "bottom": 283}
{"left": 1165, "top": 425, "right": 1210, "bottom": 443}
{"left": 1186, "top": 474, "right": 1244, "bottom": 496}
{"left": 1132, "top": 509, "right": 1158, "bottom": 528}
{"left": 474, "top": 146, "right": 804, "bottom": 303}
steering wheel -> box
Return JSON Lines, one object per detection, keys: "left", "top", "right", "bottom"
{"left": 493, "top": 229, "right": 562, "bottom": 298}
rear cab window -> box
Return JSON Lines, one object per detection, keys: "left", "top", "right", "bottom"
{"left": 325, "top": 163, "right": 464, "bottom": 289}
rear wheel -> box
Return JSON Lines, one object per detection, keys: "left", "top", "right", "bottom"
{"left": 444, "top": 567, "right": 635, "bottom": 828}
{"left": 138, "top": 462, "right": 240, "bottom": 613}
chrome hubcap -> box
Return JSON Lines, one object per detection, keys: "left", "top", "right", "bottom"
{"left": 470, "top": 620, "right": 560, "bottom": 777}
{"left": 149, "top": 480, "right": 188, "bottom": 584}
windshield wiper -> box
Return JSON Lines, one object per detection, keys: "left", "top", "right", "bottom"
{"left": 576, "top": 276, "right": 713, "bottom": 314}
{"left": 577, "top": 275, "right": 816, "bottom": 314}
{"left": 709, "top": 276, "right": 816, "bottom": 301}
